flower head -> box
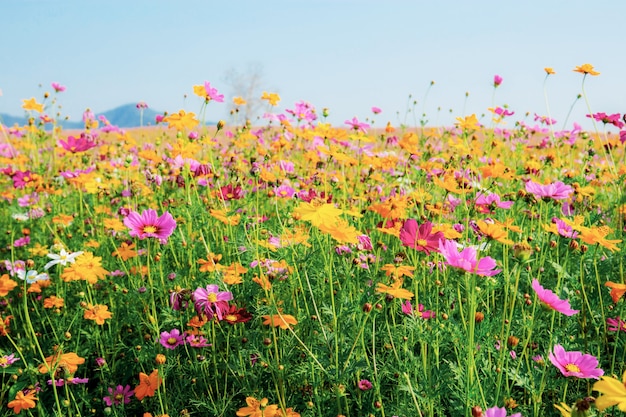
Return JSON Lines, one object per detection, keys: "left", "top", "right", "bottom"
{"left": 548, "top": 344, "right": 603, "bottom": 379}
{"left": 593, "top": 370, "right": 626, "bottom": 411}
{"left": 0, "top": 353, "right": 19, "bottom": 367}
{"left": 236, "top": 396, "right": 279, "bottom": 417}
{"left": 123, "top": 209, "right": 176, "bottom": 244}
{"left": 134, "top": 369, "right": 161, "bottom": 400}
{"left": 159, "top": 328, "right": 185, "bottom": 349}
{"left": 532, "top": 279, "right": 578, "bottom": 316}
{"left": 193, "top": 284, "right": 232, "bottom": 321}
{"left": 573, "top": 63, "right": 600, "bottom": 76}
{"left": 399, "top": 219, "right": 443, "bottom": 255}
{"left": 358, "top": 379, "right": 373, "bottom": 391}
{"left": 525, "top": 180, "right": 573, "bottom": 201}
{"left": 484, "top": 406, "right": 521, "bottom": 417}
{"left": 438, "top": 239, "right": 501, "bottom": 276}
{"left": 8, "top": 390, "right": 38, "bottom": 414}
{"left": 493, "top": 75, "right": 503, "bottom": 87}
{"left": 44, "top": 249, "right": 84, "bottom": 270}
{"left": 103, "top": 385, "right": 134, "bottom": 406}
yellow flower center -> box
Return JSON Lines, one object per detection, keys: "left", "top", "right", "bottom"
{"left": 207, "top": 293, "right": 218, "bottom": 303}
{"left": 167, "top": 337, "right": 178, "bottom": 345}
{"left": 565, "top": 363, "right": 581, "bottom": 373}
{"left": 225, "top": 314, "right": 237, "bottom": 323}
{"left": 416, "top": 239, "right": 428, "bottom": 247}
{"left": 115, "top": 393, "right": 124, "bottom": 402}
{"left": 143, "top": 225, "right": 157, "bottom": 234}
{"left": 0, "top": 357, "right": 8, "bottom": 366}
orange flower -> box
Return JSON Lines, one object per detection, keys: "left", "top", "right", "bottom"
{"left": 22, "top": 97, "right": 44, "bottom": 113}
{"left": 112, "top": 242, "right": 138, "bottom": 261}
{"left": 39, "top": 352, "right": 85, "bottom": 374}
{"left": 380, "top": 264, "right": 415, "bottom": 279}
{"left": 135, "top": 369, "right": 161, "bottom": 400}
{"left": 606, "top": 281, "right": 626, "bottom": 304}
{"left": 262, "top": 313, "right": 298, "bottom": 329}
{"left": 233, "top": 96, "right": 247, "bottom": 106}
{"left": 8, "top": 390, "right": 38, "bottom": 414}
{"left": 163, "top": 110, "right": 198, "bottom": 131}
{"left": 578, "top": 226, "right": 621, "bottom": 252}
{"left": 103, "top": 217, "right": 127, "bottom": 232}
{"left": 84, "top": 304, "right": 113, "bottom": 325}
{"left": 544, "top": 67, "right": 555, "bottom": 75}
{"left": 0, "top": 315, "right": 12, "bottom": 336}
{"left": 43, "top": 295, "right": 64, "bottom": 309}
{"left": 0, "top": 274, "right": 18, "bottom": 296}
{"left": 573, "top": 63, "right": 600, "bottom": 76}
{"left": 236, "top": 396, "right": 279, "bottom": 417}
{"left": 261, "top": 92, "right": 280, "bottom": 106}
{"left": 476, "top": 220, "right": 514, "bottom": 245}
{"left": 376, "top": 279, "right": 414, "bottom": 300}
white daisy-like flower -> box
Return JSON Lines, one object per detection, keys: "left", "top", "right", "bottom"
{"left": 44, "top": 249, "right": 84, "bottom": 270}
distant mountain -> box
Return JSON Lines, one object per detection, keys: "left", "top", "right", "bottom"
{"left": 0, "top": 104, "right": 169, "bottom": 129}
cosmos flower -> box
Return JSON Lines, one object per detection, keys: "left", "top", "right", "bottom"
{"left": 44, "top": 249, "right": 84, "bottom": 270}
{"left": 438, "top": 239, "right": 501, "bottom": 276}
{"left": 399, "top": 219, "right": 443, "bottom": 255}
{"left": 493, "top": 75, "right": 503, "bottom": 87}
{"left": 103, "top": 385, "right": 134, "bottom": 407}
{"left": 193, "top": 284, "right": 233, "bottom": 321}
{"left": 123, "top": 209, "right": 177, "bottom": 244}
{"left": 573, "top": 63, "right": 600, "bottom": 76}
{"left": 525, "top": 180, "right": 573, "bottom": 201}
{"left": 484, "top": 406, "right": 521, "bottom": 417}
{"left": 548, "top": 344, "right": 603, "bottom": 379}
{"left": 159, "top": 329, "right": 185, "bottom": 350}
{"left": 531, "top": 279, "right": 579, "bottom": 316}
{"left": 345, "top": 117, "right": 370, "bottom": 133}
{"left": 593, "top": 370, "right": 626, "bottom": 411}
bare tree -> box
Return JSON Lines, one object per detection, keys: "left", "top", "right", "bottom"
{"left": 222, "top": 63, "right": 266, "bottom": 124}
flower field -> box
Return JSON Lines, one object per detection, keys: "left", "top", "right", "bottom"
{"left": 1, "top": 66, "right": 626, "bottom": 417}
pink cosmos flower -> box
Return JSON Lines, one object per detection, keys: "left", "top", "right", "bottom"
{"left": 399, "top": 219, "right": 443, "bottom": 255}
{"left": 186, "top": 333, "right": 211, "bottom": 348}
{"left": 103, "top": 385, "right": 134, "bottom": 406}
{"left": 371, "top": 106, "right": 382, "bottom": 114}
{"left": 548, "top": 344, "right": 603, "bottom": 379}
{"left": 492, "top": 107, "right": 514, "bottom": 117}
{"left": 193, "top": 284, "right": 233, "bottom": 321}
{"left": 58, "top": 134, "right": 98, "bottom": 153}
{"left": 159, "top": 328, "right": 185, "bottom": 350}
{"left": 587, "top": 112, "right": 624, "bottom": 129}
{"left": 531, "top": 279, "right": 578, "bottom": 316}
{"left": 136, "top": 101, "right": 148, "bottom": 109}
{"left": 401, "top": 300, "right": 435, "bottom": 319}
{"left": 607, "top": 316, "right": 626, "bottom": 332}
{"left": 485, "top": 406, "right": 521, "bottom": 417}
{"left": 51, "top": 82, "right": 66, "bottom": 93}
{"left": 474, "top": 193, "right": 513, "bottom": 213}
{"left": 357, "top": 379, "right": 372, "bottom": 391}
{"left": 438, "top": 239, "right": 501, "bottom": 276}
{"left": 345, "top": 117, "right": 370, "bottom": 133}
{"left": 123, "top": 209, "right": 177, "bottom": 244}
{"left": 525, "top": 180, "right": 573, "bottom": 201}
{"left": 0, "top": 353, "right": 19, "bottom": 367}
{"left": 203, "top": 81, "right": 224, "bottom": 102}
{"left": 493, "top": 75, "right": 503, "bottom": 87}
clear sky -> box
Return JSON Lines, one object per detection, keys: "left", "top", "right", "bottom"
{"left": 2, "top": 0, "right": 624, "bottom": 130}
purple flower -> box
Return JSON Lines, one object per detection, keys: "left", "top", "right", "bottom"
{"left": 203, "top": 82, "right": 224, "bottom": 102}
{"left": 493, "top": 75, "right": 503, "bottom": 87}
{"left": 371, "top": 106, "right": 382, "bottom": 114}
{"left": 401, "top": 300, "right": 435, "bottom": 319}
{"left": 0, "top": 353, "right": 19, "bottom": 367}
{"left": 548, "top": 344, "right": 603, "bottom": 379}
{"left": 357, "top": 379, "right": 373, "bottom": 391}
{"left": 159, "top": 328, "right": 185, "bottom": 350}
{"left": 185, "top": 334, "right": 211, "bottom": 348}
{"left": 344, "top": 117, "right": 370, "bottom": 133}
{"left": 485, "top": 406, "right": 521, "bottom": 417}
{"left": 51, "top": 82, "right": 66, "bottom": 93}
{"left": 103, "top": 385, "right": 134, "bottom": 406}
{"left": 192, "top": 284, "right": 232, "bottom": 321}
{"left": 475, "top": 193, "right": 513, "bottom": 213}
{"left": 525, "top": 180, "right": 573, "bottom": 201}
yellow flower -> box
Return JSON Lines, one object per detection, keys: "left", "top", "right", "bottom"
{"left": 593, "top": 370, "right": 626, "bottom": 411}
{"left": 293, "top": 202, "right": 342, "bottom": 227}
{"left": 163, "top": 110, "right": 198, "bottom": 130}
{"left": 376, "top": 279, "right": 414, "bottom": 300}
{"left": 22, "top": 97, "right": 44, "bottom": 113}
{"left": 261, "top": 92, "right": 280, "bottom": 106}
{"left": 233, "top": 96, "right": 247, "bottom": 105}
{"left": 84, "top": 304, "right": 113, "bottom": 325}
{"left": 455, "top": 114, "right": 480, "bottom": 131}
{"left": 236, "top": 396, "right": 279, "bottom": 417}
{"left": 573, "top": 63, "right": 600, "bottom": 76}
{"left": 579, "top": 226, "right": 621, "bottom": 252}
{"left": 544, "top": 67, "right": 556, "bottom": 75}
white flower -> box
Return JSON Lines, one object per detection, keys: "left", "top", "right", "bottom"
{"left": 44, "top": 249, "right": 84, "bottom": 270}
{"left": 16, "top": 269, "right": 49, "bottom": 284}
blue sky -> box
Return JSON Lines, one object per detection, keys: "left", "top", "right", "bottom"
{"left": 2, "top": 0, "right": 624, "bottom": 130}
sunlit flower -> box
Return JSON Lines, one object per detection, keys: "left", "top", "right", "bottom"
{"left": 531, "top": 279, "right": 578, "bottom": 316}
{"left": 124, "top": 209, "right": 177, "bottom": 244}
{"left": 51, "top": 82, "right": 66, "bottom": 92}
{"left": 163, "top": 110, "right": 198, "bottom": 130}
{"left": 438, "top": 239, "right": 501, "bottom": 276}
{"left": 593, "top": 370, "right": 626, "bottom": 411}
{"left": 525, "top": 180, "right": 573, "bottom": 201}
{"left": 193, "top": 284, "right": 232, "bottom": 321}
{"left": 578, "top": 226, "right": 622, "bottom": 252}
{"left": 44, "top": 249, "right": 84, "bottom": 270}
{"left": 484, "top": 406, "right": 521, "bottom": 417}
{"left": 544, "top": 67, "right": 555, "bottom": 75}
{"left": 548, "top": 344, "right": 603, "bottom": 379}
{"left": 605, "top": 281, "right": 626, "bottom": 303}
{"left": 493, "top": 74, "right": 503, "bottom": 87}
{"left": 22, "top": 97, "right": 44, "bottom": 113}
{"left": 58, "top": 134, "right": 98, "bottom": 153}
{"left": 0, "top": 353, "right": 19, "bottom": 367}
{"left": 376, "top": 279, "right": 414, "bottom": 300}
{"left": 573, "top": 63, "right": 600, "bottom": 76}
{"left": 455, "top": 114, "right": 481, "bottom": 131}
{"left": 345, "top": 117, "right": 370, "bottom": 133}
{"left": 262, "top": 313, "right": 298, "bottom": 329}
{"left": 399, "top": 219, "right": 443, "bottom": 255}
{"left": 193, "top": 81, "right": 224, "bottom": 102}
{"left": 39, "top": 352, "right": 85, "bottom": 375}
{"left": 261, "top": 91, "right": 281, "bottom": 106}
{"left": 84, "top": 304, "right": 113, "bottom": 325}
{"left": 0, "top": 274, "right": 18, "bottom": 296}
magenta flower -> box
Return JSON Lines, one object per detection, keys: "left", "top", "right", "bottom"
{"left": 58, "top": 134, "right": 98, "bottom": 153}
{"left": 159, "top": 329, "right": 185, "bottom": 350}
{"left": 399, "top": 219, "right": 443, "bottom": 255}
{"left": 274, "top": 184, "right": 295, "bottom": 198}
{"left": 485, "top": 406, "right": 521, "bottom": 417}
{"left": 286, "top": 101, "right": 317, "bottom": 123}
{"left": 474, "top": 192, "right": 513, "bottom": 213}
{"left": 493, "top": 74, "right": 503, "bottom": 87}
{"left": 371, "top": 106, "right": 382, "bottom": 114}
{"left": 531, "top": 279, "right": 578, "bottom": 316}
{"left": 203, "top": 81, "right": 224, "bottom": 102}
{"left": 136, "top": 101, "right": 148, "bottom": 109}
{"left": 401, "top": 300, "right": 435, "bottom": 319}
{"left": 438, "top": 239, "right": 501, "bottom": 276}
{"left": 492, "top": 106, "right": 514, "bottom": 117}
{"left": 587, "top": 112, "right": 624, "bottom": 129}
{"left": 344, "top": 117, "right": 370, "bottom": 133}
{"left": 548, "top": 344, "right": 603, "bottom": 379}
{"left": 51, "top": 82, "right": 66, "bottom": 93}
{"left": 103, "top": 385, "right": 134, "bottom": 406}
{"left": 123, "top": 209, "right": 177, "bottom": 244}
{"left": 193, "top": 284, "right": 233, "bottom": 321}
{"left": 607, "top": 317, "right": 626, "bottom": 332}
{"left": 525, "top": 180, "right": 573, "bottom": 201}
{"left": 0, "top": 353, "right": 19, "bottom": 367}
{"left": 186, "top": 334, "right": 211, "bottom": 348}
{"left": 357, "top": 379, "right": 373, "bottom": 391}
